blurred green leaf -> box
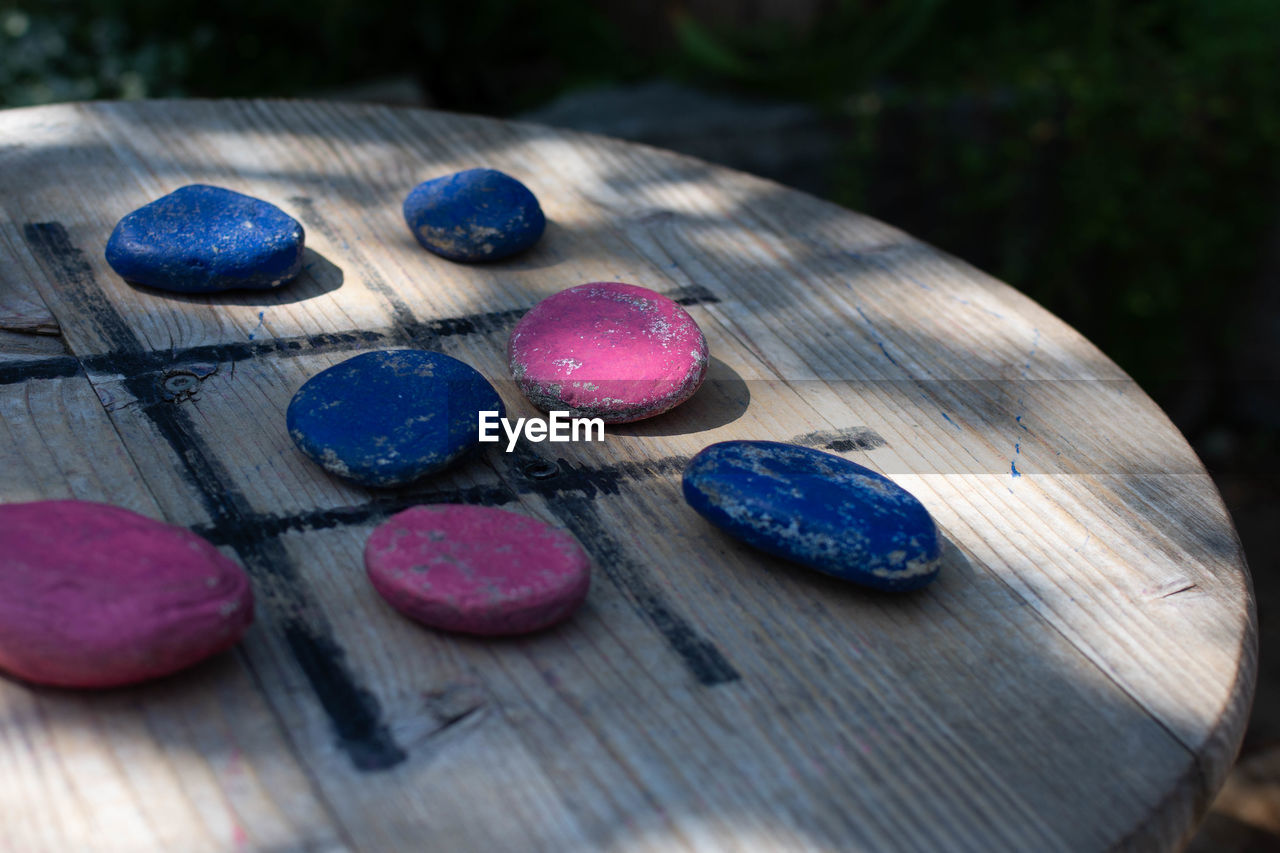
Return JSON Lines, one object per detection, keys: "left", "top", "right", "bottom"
{"left": 670, "top": 9, "right": 753, "bottom": 78}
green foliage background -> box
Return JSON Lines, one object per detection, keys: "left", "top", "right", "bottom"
{"left": 668, "top": 0, "right": 1280, "bottom": 403}
{"left": 3, "top": 0, "right": 1278, "bottom": 409}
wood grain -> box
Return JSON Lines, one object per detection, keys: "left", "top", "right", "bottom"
{"left": 0, "top": 99, "right": 1255, "bottom": 852}
{"left": 0, "top": 367, "right": 344, "bottom": 852}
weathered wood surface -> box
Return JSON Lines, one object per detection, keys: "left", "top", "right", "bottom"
{"left": 0, "top": 99, "right": 1255, "bottom": 852}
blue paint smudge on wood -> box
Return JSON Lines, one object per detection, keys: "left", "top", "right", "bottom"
{"left": 853, "top": 304, "right": 903, "bottom": 369}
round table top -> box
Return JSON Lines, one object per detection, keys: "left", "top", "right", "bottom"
{"left": 0, "top": 99, "right": 1255, "bottom": 851}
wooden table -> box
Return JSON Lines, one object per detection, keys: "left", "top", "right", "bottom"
{"left": 0, "top": 100, "right": 1256, "bottom": 852}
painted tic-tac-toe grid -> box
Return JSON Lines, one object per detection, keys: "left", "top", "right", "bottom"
{"left": 0, "top": 100, "right": 1253, "bottom": 851}
{"left": 19, "top": 219, "right": 758, "bottom": 768}
{"left": 14, "top": 218, "right": 886, "bottom": 770}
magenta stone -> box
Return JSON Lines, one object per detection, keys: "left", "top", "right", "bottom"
{"left": 0, "top": 500, "right": 254, "bottom": 688}
{"left": 507, "top": 281, "right": 709, "bottom": 423}
{"left": 364, "top": 505, "right": 591, "bottom": 636}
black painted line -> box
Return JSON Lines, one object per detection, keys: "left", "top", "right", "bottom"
{"left": 23, "top": 222, "right": 407, "bottom": 772}
{"left": 288, "top": 196, "right": 420, "bottom": 335}
{"left": 509, "top": 450, "right": 740, "bottom": 687}
{"left": 70, "top": 286, "right": 719, "bottom": 377}
{"left": 240, "top": 536, "right": 406, "bottom": 771}
{"left": 190, "top": 431, "right": 885, "bottom": 549}
{"left": 184, "top": 433, "right": 882, "bottom": 686}
{"left": 410, "top": 307, "right": 528, "bottom": 341}
{"left": 193, "top": 454, "right": 691, "bottom": 547}
{"left": 546, "top": 493, "right": 741, "bottom": 687}
{"left": 189, "top": 445, "right": 740, "bottom": 687}
{"left": 24, "top": 223, "right": 740, "bottom": 694}
{"left": 791, "top": 426, "right": 887, "bottom": 453}
{"left": 193, "top": 483, "right": 519, "bottom": 547}
{"left": 521, "top": 455, "right": 688, "bottom": 499}
{"left": 0, "top": 276, "right": 705, "bottom": 387}
{"left": 669, "top": 284, "right": 720, "bottom": 307}
{"left": 79, "top": 329, "right": 394, "bottom": 376}
{"left": 0, "top": 355, "right": 82, "bottom": 385}
{"left": 23, "top": 225, "right": 149, "bottom": 353}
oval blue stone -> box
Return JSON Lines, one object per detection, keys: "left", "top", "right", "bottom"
{"left": 682, "top": 440, "right": 941, "bottom": 591}
{"left": 403, "top": 168, "right": 546, "bottom": 262}
{"left": 287, "top": 350, "right": 505, "bottom": 488}
{"left": 105, "top": 184, "right": 304, "bottom": 293}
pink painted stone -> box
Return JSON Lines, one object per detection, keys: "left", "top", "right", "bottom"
{"left": 508, "top": 281, "right": 709, "bottom": 423}
{"left": 0, "top": 501, "right": 253, "bottom": 688}
{"left": 364, "top": 505, "right": 590, "bottom": 636}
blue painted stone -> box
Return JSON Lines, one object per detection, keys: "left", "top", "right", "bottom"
{"left": 403, "top": 168, "right": 546, "bottom": 262}
{"left": 106, "top": 184, "right": 304, "bottom": 293}
{"left": 682, "top": 440, "right": 941, "bottom": 591}
{"left": 287, "top": 350, "right": 505, "bottom": 488}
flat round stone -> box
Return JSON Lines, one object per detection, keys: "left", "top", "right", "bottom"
{"left": 508, "top": 281, "right": 709, "bottom": 423}
{"left": 682, "top": 441, "right": 942, "bottom": 591}
{"left": 287, "top": 350, "right": 504, "bottom": 488}
{"left": 403, "top": 168, "right": 546, "bottom": 262}
{"left": 0, "top": 500, "right": 254, "bottom": 688}
{"left": 364, "top": 505, "right": 591, "bottom": 635}
{"left": 106, "top": 184, "right": 305, "bottom": 293}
